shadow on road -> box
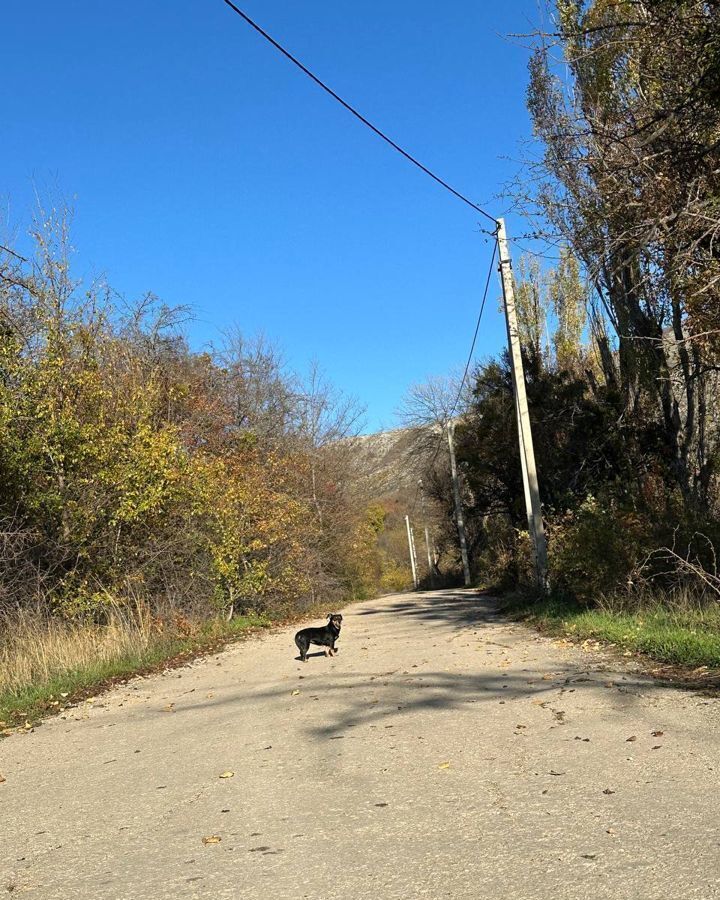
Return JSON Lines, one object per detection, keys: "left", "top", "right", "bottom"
{"left": 354, "top": 589, "right": 504, "bottom": 629}
{"left": 170, "top": 589, "right": 669, "bottom": 740}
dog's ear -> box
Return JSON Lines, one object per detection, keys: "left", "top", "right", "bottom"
{"left": 327, "top": 613, "right": 332, "bottom": 620}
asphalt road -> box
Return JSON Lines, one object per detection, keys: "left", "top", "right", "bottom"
{"left": 2, "top": 589, "right": 719, "bottom": 899}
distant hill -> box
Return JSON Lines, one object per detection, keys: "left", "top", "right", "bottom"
{"left": 345, "top": 425, "right": 438, "bottom": 501}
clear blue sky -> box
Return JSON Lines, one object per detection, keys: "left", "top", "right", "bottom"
{"left": 3, "top": 0, "right": 544, "bottom": 432}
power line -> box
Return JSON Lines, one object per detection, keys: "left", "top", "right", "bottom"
{"left": 218, "top": 1, "right": 502, "bottom": 526}
{"left": 220, "top": 0, "right": 497, "bottom": 224}
{"left": 409, "top": 234, "right": 498, "bottom": 519}
{"left": 447, "top": 237, "right": 498, "bottom": 423}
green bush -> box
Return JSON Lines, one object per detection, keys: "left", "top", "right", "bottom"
{"left": 548, "top": 495, "right": 646, "bottom": 604}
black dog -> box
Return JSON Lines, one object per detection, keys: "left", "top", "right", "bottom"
{"left": 294, "top": 614, "right": 343, "bottom": 662}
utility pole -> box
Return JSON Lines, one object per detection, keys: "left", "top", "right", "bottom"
{"left": 410, "top": 524, "right": 419, "bottom": 586}
{"left": 447, "top": 421, "right": 472, "bottom": 587}
{"left": 423, "top": 526, "right": 435, "bottom": 587}
{"left": 404, "top": 514, "right": 418, "bottom": 589}
{"left": 496, "top": 218, "right": 548, "bottom": 588}
{"left": 418, "top": 480, "right": 436, "bottom": 587}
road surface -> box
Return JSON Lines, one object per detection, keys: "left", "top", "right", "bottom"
{"left": 2, "top": 589, "right": 719, "bottom": 899}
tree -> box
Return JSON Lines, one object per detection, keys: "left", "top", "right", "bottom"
{"left": 519, "top": 0, "right": 720, "bottom": 507}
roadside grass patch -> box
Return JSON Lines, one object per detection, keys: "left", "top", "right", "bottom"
{"left": 498, "top": 592, "right": 720, "bottom": 670}
{"left": 0, "top": 611, "right": 268, "bottom": 730}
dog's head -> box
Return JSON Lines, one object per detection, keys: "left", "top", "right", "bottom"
{"left": 327, "top": 613, "right": 343, "bottom": 631}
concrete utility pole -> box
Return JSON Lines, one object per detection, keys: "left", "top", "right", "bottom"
{"left": 404, "top": 514, "right": 418, "bottom": 589}
{"left": 423, "top": 526, "right": 435, "bottom": 588}
{"left": 447, "top": 421, "right": 472, "bottom": 587}
{"left": 418, "top": 480, "right": 436, "bottom": 588}
{"left": 410, "top": 524, "right": 419, "bottom": 586}
{"left": 496, "top": 217, "right": 548, "bottom": 589}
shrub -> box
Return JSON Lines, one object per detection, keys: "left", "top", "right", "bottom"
{"left": 548, "top": 495, "right": 646, "bottom": 604}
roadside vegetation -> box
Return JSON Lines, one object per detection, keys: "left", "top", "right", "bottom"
{"left": 0, "top": 605, "right": 269, "bottom": 729}
{"left": 404, "top": 1, "right": 720, "bottom": 671}
{"left": 498, "top": 590, "right": 720, "bottom": 672}
{"left": 0, "top": 206, "right": 413, "bottom": 728}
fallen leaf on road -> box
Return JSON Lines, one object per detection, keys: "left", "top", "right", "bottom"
{"left": 438, "top": 762, "right": 451, "bottom": 770}
{"left": 602, "top": 789, "right": 615, "bottom": 795}
{"left": 625, "top": 735, "right": 637, "bottom": 742}
{"left": 549, "top": 770, "right": 565, "bottom": 776}
{"left": 606, "top": 828, "right": 616, "bottom": 835}
{"left": 0, "top": 773, "right": 6, "bottom": 784}
{"left": 651, "top": 730, "right": 664, "bottom": 737}
{"left": 202, "top": 836, "right": 221, "bottom": 845}
{"left": 580, "top": 854, "right": 596, "bottom": 860}
{"left": 291, "top": 690, "right": 300, "bottom": 697}
{"left": 219, "top": 772, "right": 234, "bottom": 779}
{"left": 162, "top": 704, "right": 175, "bottom": 712}
{"left": 652, "top": 745, "right": 662, "bottom": 750}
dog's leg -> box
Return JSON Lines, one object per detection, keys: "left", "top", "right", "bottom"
{"left": 295, "top": 634, "right": 308, "bottom": 662}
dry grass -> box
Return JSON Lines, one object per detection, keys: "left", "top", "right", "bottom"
{"left": 0, "top": 603, "right": 268, "bottom": 726}
{"left": 0, "top": 604, "right": 154, "bottom": 696}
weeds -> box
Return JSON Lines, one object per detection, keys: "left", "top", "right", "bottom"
{"left": 0, "top": 605, "right": 267, "bottom": 728}
{"left": 499, "top": 588, "right": 720, "bottom": 670}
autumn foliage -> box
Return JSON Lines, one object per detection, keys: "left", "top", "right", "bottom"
{"left": 0, "top": 210, "right": 390, "bottom": 623}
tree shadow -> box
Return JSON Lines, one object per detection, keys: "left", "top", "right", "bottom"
{"left": 168, "top": 589, "right": 708, "bottom": 740}
{"left": 354, "top": 589, "right": 505, "bottom": 629}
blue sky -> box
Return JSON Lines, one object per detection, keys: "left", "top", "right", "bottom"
{"left": 3, "top": 0, "right": 545, "bottom": 432}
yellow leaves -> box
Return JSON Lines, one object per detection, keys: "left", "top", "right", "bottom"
{"left": 0, "top": 252, "right": 379, "bottom": 623}
{"left": 202, "top": 835, "right": 221, "bottom": 845}
{"left": 218, "top": 771, "right": 234, "bottom": 779}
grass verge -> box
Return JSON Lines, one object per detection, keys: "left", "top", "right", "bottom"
{"left": 497, "top": 591, "right": 720, "bottom": 672}
{"left": 0, "top": 613, "right": 269, "bottom": 733}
